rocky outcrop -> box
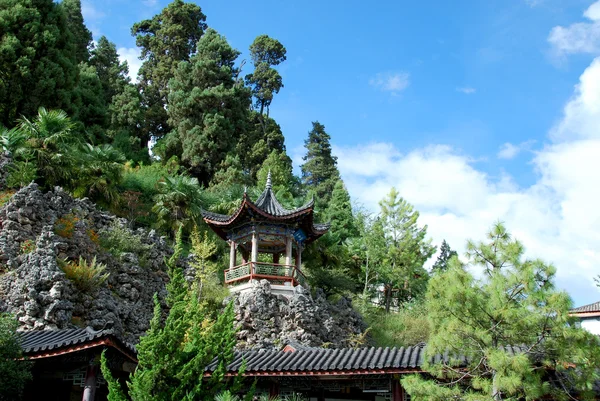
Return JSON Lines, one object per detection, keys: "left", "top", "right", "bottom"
{"left": 0, "top": 184, "right": 170, "bottom": 344}
{"left": 233, "top": 280, "right": 367, "bottom": 350}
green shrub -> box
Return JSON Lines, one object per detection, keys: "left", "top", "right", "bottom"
{"left": 54, "top": 213, "right": 80, "bottom": 238}
{"left": 120, "top": 162, "right": 179, "bottom": 200}
{"left": 0, "top": 190, "right": 15, "bottom": 207}
{"left": 5, "top": 160, "right": 37, "bottom": 189}
{"left": 363, "top": 301, "right": 430, "bottom": 347}
{"left": 100, "top": 221, "right": 152, "bottom": 267}
{"left": 59, "top": 256, "right": 109, "bottom": 292}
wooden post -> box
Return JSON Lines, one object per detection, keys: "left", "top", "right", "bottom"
{"left": 273, "top": 253, "right": 280, "bottom": 264}
{"left": 285, "top": 236, "right": 292, "bottom": 265}
{"left": 82, "top": 363, "right": 97, "bottom": 401}
{"left": 229, "top": 240, "right": 236, "bottom": 269}
{"left": 391, "top": 378, "right": 403, "bottom": 401}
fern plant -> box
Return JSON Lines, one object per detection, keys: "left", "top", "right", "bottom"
{"left": 58, "top": 256, "right": 109, "bottom": 292}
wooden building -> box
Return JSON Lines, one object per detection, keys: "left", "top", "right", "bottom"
{"left": 201, "top": 172, "right": 329, "bottom": 295}
{"left": 19, "top": 327, "right": 136, "bottom": 401}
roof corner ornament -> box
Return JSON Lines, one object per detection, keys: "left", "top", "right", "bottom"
{"left": 266, "top": 170, "right": 272, "bottom": 190}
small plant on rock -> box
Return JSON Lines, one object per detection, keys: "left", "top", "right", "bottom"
{"left": 58, "top": 256, "right": 109, "bottom": 292}
{"left": 100, "top": 221, "right": 152, "bottom": 267}
{"left": 0, "top": 190, "right": 15, "bottom": 207}
{"left": 19, "top": 239, "right": 35, "bottom": 255}
{"left": 54, "top": 213, "right": 79, "bottom": 238}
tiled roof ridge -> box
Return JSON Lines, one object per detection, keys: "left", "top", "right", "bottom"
{"left": 571, "top": 300, "right": 600, "bottom": 314}
{"left": 19, "top": 326, "right": 136, "bottom": 355}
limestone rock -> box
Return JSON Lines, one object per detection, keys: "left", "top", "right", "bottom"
{"left": 232, "top": 280, "right": 367, "bottom": 350}
{"left": 0, "top": 184, "right": 170, "bottom": 344}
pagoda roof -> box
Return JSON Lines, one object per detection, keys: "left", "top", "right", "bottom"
{"left": 201, "top": 173, "right": 330, "bottom": 242}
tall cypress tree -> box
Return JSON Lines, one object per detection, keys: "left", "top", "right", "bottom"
{"left": 132, "top": 0, "right": 207, "bottom": 146}
{"left": 89, "top": 36, "right": 130, "bottom": 105}
{"left": 300, "top": 121, "right": 340, "bottom": 209}
{"left": 325, "top": 179, "right": 357, "bottom": 244}
{"left": 61, "top": 0, "right": 92, "bottom": 63}
{"left": 167, "top": 28, "right": 251, "bottom": 185}
{"left": 0, "top": 0, "right": 79, "bottom": 126}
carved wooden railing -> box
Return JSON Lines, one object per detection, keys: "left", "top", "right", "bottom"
{"left": 224, "top": 262, "right": 306, "bottom": 287}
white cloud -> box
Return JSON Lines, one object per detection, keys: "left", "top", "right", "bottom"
{"left": 497, "top": 140, "right": 536, "bottom": 159}
{"left": 81, "top": 0, "right": 105, "bottom": 37}
{"left": 142, "top": 0, "right": 159, "bottom": 6}
{"left": 456, "top": 86, "right": 476, "bottom": 94}
{"left": 336, "top": 58, "right": 600, "bottom": 306}
{"left": 118, "top": 47, "right": 142, "bottom": 82}
{"left": 548, "top": 1, "right": 600, "bottom": 57}
{"left": 369, "top": 72, "right": 410, "bottom": 93}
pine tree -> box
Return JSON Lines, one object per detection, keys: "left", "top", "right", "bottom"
{"left": 300, "top": 121, "right": 340, "bottom": 209}
{"left": 402, "top": 222, "right": 600, "bottom": 401}
{"left": 377, "top": 188, "right": 435, "bottom": 312}
{"left": 132, "top": 0, "right": 207, "bottom": 145}
{"left": 431, "top": 239, "right": 458, "bottom": 272}
{"left": 0, "top": 0, "right": 79, "bottom": 126}
{"left": 167, "top": 28, "right": 251, "bottom": 185}
{"left": 325, "top": 179, "right": 357, "bottom": 244}
{"left": 245, "top": 35, "right": 287, "bottom": 116}
{"left": 61, "top": 0, "right": 92, "bottom": 63}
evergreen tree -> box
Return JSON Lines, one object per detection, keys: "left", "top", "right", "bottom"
{"left": 300, "top": 121, "right": 340, "bottom": 209}
{"left": 72, "top": 63, "right": 108, "bottom": 142}
{"left": 132, "top": 0, "right": 207, "bottom": 146}
{"left": 245, "top": 35, "right": 286, "bottom": 116}
{"left": 0, "top": 313, "right": 31, "bottom": 400}
{"left": 402, "top": 222, "right": 600, "bottom": 401}
{"left": 101, "top": 229, "right": 242, "bottom": 400}
{"left": 167, "top": 28, "right": 251, "bottom": 185}
{"left": 0, "top": 0, "right": 79, "bottom": 126}
{"left": 325, "top": 179, "right": 358, "bottom": 244}
{"left": 431, "top": 239, "right": 458, "bottom": 272}
{"left": 256, "top": 150, "right": 294, "bottom": 190}
{"left": 108, "top": 84, "right": 149, "bottom": 163}
{"left": 236, "top": 111, "right": 287, "bottom": 181}
{"left": 89, "top": 36, "right": 130, "bottom": 106}
{"left": 377, "top": 188, "right": 435, "bottom": 312}
{"left": 61, "top": 0, "right": 92, "bottom": 63}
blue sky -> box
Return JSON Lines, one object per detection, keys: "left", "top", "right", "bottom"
{"left": 82, "top": 0, "right": 600, "bottom": 306}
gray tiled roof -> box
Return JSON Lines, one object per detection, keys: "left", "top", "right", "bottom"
{"left": 206, "top": 346, "right": 427, "bottom": 374}
{"left": 571, "top": 301, "right": 600, "bottom": 314}
{"left": 19, "top": 327, "right": 135, "bottom": 354}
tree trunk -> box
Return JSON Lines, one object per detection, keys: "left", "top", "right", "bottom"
{"left": 385, "top": 284, "right": 391, "bottom": 313}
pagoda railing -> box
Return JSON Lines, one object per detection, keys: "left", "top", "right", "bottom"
{"left": 224, "top": 262, "right": 306, "bottom": 287}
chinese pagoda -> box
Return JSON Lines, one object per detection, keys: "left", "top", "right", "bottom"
{"left": 201, "top": 173, "right": 329, "bottom": 295}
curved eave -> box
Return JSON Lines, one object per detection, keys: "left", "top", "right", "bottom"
{"left": 202, "top": 198, "right": 315, "bottom": 227}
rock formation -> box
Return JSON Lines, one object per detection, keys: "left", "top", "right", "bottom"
{"left": 0, "top": 184, "right": 170, "bottom": 344}
{"left": 232, "top": 280, "right": 367, "bottom": 350}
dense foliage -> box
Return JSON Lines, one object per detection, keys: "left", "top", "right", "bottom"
{"left": 0, "top": 314, "right": 31, "bottom": 400}
{"left": 101, "top": 229, "right": 243, "bottom": 400}
{"left": 402, "top": 223, "right": 600, "bottom": 401}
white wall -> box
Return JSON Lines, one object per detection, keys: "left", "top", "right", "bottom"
{"left": 581, "top": 317, "right": 600, "bottom": 335}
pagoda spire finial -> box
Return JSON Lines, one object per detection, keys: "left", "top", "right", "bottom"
{"left": 266, "top": 170, "right": 272, "bottom": 190}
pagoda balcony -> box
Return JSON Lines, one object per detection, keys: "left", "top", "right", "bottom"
{"left": 224, "top": 262, "right": 306, "bottom": 288}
